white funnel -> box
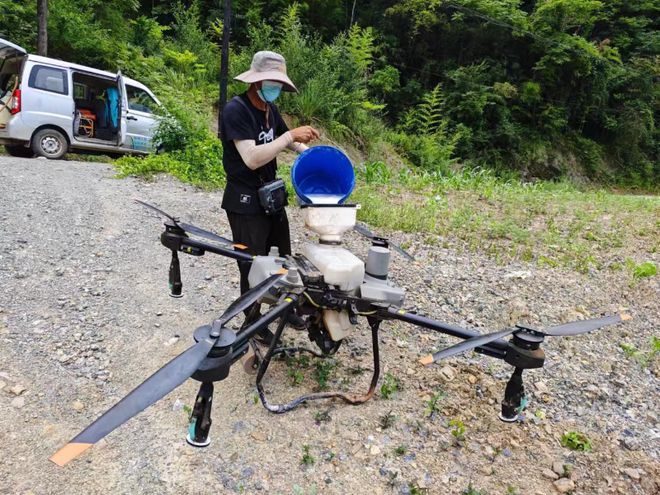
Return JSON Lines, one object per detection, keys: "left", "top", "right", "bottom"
{"left": 302, "top": 206, "right": 357, "bottom": 243}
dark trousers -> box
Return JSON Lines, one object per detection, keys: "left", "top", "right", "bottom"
{"left": 226, "top": 210, "right": 291, "bottom": 294}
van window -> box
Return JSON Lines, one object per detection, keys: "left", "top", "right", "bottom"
{"left": 29, "top": 65, "right": 68, "bottom": 95}
{"left": 126, "top": 85, "right": 157, "bottom": 114}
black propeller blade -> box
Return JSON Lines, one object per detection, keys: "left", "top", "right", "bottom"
{"left": 353, "top": 222, "right": 415, "bottom": 261}
{"left": 135, "top": 199, "right": 247, "bottom": 250}
{"left": 50, "top": 272, "right": 286, "bottom": 466}
{"left": 544, "top": 313, "right": 629, "bottom": 336}
{"left": 420, "top": 328, "right": 517, "bottom": 365}
{"left": 420, "top": 313, "right": 630, "bottom": 365}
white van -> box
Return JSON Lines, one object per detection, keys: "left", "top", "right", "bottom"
{"left": 0, "top": 38, "right": 161, "bottom": 159}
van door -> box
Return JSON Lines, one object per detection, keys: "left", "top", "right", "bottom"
{"left": 116, "top": 71, "right": 127, "bottom": 147}
{"left": 124, "top": 82, "right": 159, "bottom": 152}
{"left": 0, "top": 38, "right": 27, "bottom": 127}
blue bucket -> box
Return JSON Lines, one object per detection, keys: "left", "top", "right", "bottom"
{"left": 291, "top": 146, "right": 355, "bottom": 205}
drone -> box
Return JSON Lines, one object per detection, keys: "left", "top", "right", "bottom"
{"left": 50, "top": 199, "right": 630, "bottom": 466}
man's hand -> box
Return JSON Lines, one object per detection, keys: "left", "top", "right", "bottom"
{"left": 290, "top": 126, "right": 320, "bottom": 144}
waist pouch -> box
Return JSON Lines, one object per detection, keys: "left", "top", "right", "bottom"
{"left": 258, "top": 179, "right": 288, "bottom": 215}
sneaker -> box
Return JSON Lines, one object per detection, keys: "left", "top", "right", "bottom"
{"left": 287, "top": 313, "right": 307, "bottom": 330}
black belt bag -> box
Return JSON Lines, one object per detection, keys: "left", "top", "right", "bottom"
{"left": 258, "top": 179, "right": 288, "bottom": 215}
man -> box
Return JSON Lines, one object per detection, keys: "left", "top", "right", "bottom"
{"left": 220, "top": 50, "right": 319, "bottom": 331}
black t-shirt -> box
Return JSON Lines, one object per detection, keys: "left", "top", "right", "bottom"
{"left": 220, "top": 93, "right": 289, "bottom": 214}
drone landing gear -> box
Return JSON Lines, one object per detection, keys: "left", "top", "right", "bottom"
{"left": 499, "top": 367, "right": 527, "bottom": 422}
{"left": 254, "top": 317, "right": 382, "bottom": 413}
{"left": 183, "top": 323, "right": 236, "bottom": 447}
{"left": 499, "top": 331, "right": 545, "bottom": 422}
{"left": 187, "top": 381, "right": 213, "bottom": 447}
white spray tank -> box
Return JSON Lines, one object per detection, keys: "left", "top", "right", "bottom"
{"left": 292, "top": 147, "right": 363, "bottom": 341}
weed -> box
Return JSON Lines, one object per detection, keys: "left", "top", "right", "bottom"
{"left": 301, "top": 445, "right": 315, "bottom": 465}
{"left": 287, "top": 354, "right": 310, "bottom": 386}
{"left": 424, "top": 390, "right": 447, "bottom": 417}
{"left": 394, "top": 445, "right": 407, "bottom": 456}
{"left": 314, "top": 359, "right": 337, "bottom": 391}
{"left": 288, "top": 368, "right": 305, "bottom": 386}
{"left": 632, "top": 261, "right": 657, "bottom": 278}
{"left": 380, "top": 372, "right": 400, "bottom": 399}
{"left": 462, "top": 484, "right": 487, "bottom": 495}
{"left": 379, "top": 411, "right": 397, "bottom": 429}
{"left": 408, "top": 482, "right": 429, "bottom": 495}
{"left": 449, "top": 418, "right": 466, "bottom": 443}
{"left": 182, "top": 404, "right": 192, "bottom": 418}
{"left": 506, "top": 485, "right": 519, "bottom": 495}
{"left": 314, "top": 410, "right": 332, "bottom": 424}
{"left": 620, "top": 337, "right": 660, "bottom": 367}
{"left": 560, "top": 431, "right": 592, "bottom": 452}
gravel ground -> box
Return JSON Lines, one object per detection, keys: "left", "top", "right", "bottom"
{"left": 0, "top": 156, "right": 658, "bottom": 495}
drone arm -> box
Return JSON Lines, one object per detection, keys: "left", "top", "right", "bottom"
{"left": 181, "top": 237, "right": 254, "bottom": 263}
{"left": 381, "top": 307, "right": 508, "bottom": 359}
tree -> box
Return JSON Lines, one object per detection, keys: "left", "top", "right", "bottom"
{"left": 37, "top": 0, "right": 48, "bottom": 56}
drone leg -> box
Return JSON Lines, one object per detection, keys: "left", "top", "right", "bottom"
{"left": 499, "top": 367, "right": 527, "bottom": 422}
{"left": 186, "top": 381, "right": 214, "bottom": 447}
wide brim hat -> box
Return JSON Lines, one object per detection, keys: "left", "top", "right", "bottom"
{"left": 234, "top": 51, "right": 298, "bottom": 92}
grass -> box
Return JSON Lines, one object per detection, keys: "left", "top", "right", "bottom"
{"left": 112, "top": 148, "right": 659, "bottom": 273}
{"left": 379, "top": 372, "right": 400, "bottom": 399}
{"left": 449, "top": 418, "right": 466, "bottom": 443}
{"left": 560, "top": 431, "right": 592, "bottom": 452}
{"left": 619, "top": 336, "right": 660, "bottom": 368}
{"left": 424, "top": 390, "right": 447, "bottom": 417}
{"left": 301, "top": 445, "right": 315, "bottom": 465}
{"left": 348, "top": 165, "right": 660, "bottom": 273}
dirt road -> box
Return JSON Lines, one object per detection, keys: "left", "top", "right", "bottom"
{"left": 0, "top": 156, "right": 657, "bottom": 494}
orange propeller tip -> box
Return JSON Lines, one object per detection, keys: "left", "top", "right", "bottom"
{"left": 419, "top": 355, "right": 434, "bottom": 366}
{"left": 233, "top": 243, "right": 248, "bottom": 250}
{"left": 275, "top": 268, "right": 288, "bottom": 275}
{"left": 620, "top": 313, "right": 632, "bottom": 321}
{"left": 49, "top": 442, "right": 93, "bottom": 467}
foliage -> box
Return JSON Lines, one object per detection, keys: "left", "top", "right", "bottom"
{"left": 3, "top": 0, "right": 657, "bottom": 184}
{"left": 380, "top": 372, "right": 400, "bottom": 399}
{"left": 301, "top": 444, "right": 315, "bottom": 465}
{"left": 561, "top": 431, "right": 593, "bottom": 451}
{"left": 424, "top": 390, "right": 446, "bottom": 417}
{"left": 629, "top": 260, "right": 657, "bottom": 279}
{"left": 449, "top": 418, "right": 466, "bottom": 442}
{"left": 313, "top": 359, "right": 337, "bottom": 391}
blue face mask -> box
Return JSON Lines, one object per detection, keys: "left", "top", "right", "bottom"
{"left": 258, "top": 81, "right": 283, "bottom": 103}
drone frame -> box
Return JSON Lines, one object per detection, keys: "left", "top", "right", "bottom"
{"left": 49, "top": 203, "right": 628, "bottom": 466}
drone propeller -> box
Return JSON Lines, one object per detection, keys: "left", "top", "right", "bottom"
{"left": 49, "top": 272, "right": 285, "bottom": 466}
{"left": 134, "top": 199, "right": 247, "bottom": 250}
{"left": 419, "top": 313, "right": 630, "bottom": 365}
{"left": 353, "top": 223, "right": 415, "bottom": 261}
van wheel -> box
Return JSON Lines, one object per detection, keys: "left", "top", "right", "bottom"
{"left": 4, "top": 145, "right": 34, "bottom": 158}
{"left": 32, "top": 128, "right": 68, "bottom": 159}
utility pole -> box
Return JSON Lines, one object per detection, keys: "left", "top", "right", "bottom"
{"left": 218, "top": 0, "right": 231, "bottom": 139}
{"left": 37, "top": 0, "right": 48, "bottom": 56}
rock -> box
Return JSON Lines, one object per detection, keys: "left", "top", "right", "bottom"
{"left": 165, "top": 336, "right": 179, "bottom": 346}
{"left": 553, "top": 478, "right": 575, "bottom": 493}
{"left": 369, "top": 445, "right": 381, "bottom": 455}
{"left": 622, "top": 468, "right": 641, "bottom": 481}
{"left": 0, "top": 381, "right": 6, "bottom": 391}
{"left": 9, "top": 385, "right": 26, "bottom": 396}
{"left": 552, "top": 462, "right": 566, "bottom": 477}
{"left": 71, "top": 400, "right": 84, "bottom": 412}
{"left": 251, "top": 431, "right": 267, "bottom": 442}
{"left": 11, "top": 397, "right": 25, "bottom": 408}
{"left": 543, "top": 468, "right": 559, "bottom": 480}
{"left": 439, "top": 366, "right": 455, "bottom": 381}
